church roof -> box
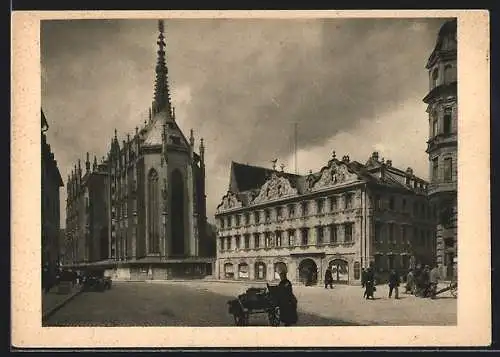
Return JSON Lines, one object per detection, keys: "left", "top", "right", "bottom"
{"left": 142, "top": 117, "right": 163, "bottom": 147}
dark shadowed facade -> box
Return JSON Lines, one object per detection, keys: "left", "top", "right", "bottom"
{"left": 423, "top": 19, "right": 457, "bottom": 280}
{"left": 41, "top": 110, "right": 64, "bottom": 269}
{"left": 215, "top": 153, "right": 436, "bottom": 285}
{"left": 63, "top": 20, "right": 214, "bottom": 279}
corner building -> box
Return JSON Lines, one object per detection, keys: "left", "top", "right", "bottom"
{"left": 65, "top": 20, "right": 213, "bottom": 279}
{"left": 41, "top": 110, "right": 64, "bottom": 269}
{"left": 423, "top": 19, "right": 457, "bottom": 279}
{"left": 215, "top": 153, "right": 436, "bottom": 285}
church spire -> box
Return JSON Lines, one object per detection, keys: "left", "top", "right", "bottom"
{"left": 152, "top": 20, "right": 172, "bottom": 115}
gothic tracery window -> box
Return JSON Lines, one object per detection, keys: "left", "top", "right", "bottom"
{"left": 148, "top": 169, "right": 160, "bottom": 254}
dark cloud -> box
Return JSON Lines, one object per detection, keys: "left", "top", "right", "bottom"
{"left": 41, "top": 17, "right": 448, "bottom": 223}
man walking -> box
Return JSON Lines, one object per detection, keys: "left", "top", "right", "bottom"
{"left": 324, "top": 267, "right": 333, "bottom": 289}
{"left": 388, "top": 269, "right": 400, "bottom": 299}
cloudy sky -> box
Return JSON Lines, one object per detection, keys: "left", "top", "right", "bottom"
{"left": 41, "top": 17, "right": 449, "bottom": 227}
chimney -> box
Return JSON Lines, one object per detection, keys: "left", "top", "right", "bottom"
{"left": 342, "top": 155, "right": 350, "bottom": 163}
{"left": 386, "top": 159, "right": 392, "bottom": 167}
{"left": 406, "top": 167, "right": 413, "bottom": 175}
{"left": 372, "top": 151, "right": 379, "bottom": 161}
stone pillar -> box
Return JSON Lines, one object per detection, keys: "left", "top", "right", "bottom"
{"left": 186, "top": 164, "right": 195, "bottom": 256}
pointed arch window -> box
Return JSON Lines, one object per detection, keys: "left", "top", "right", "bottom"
{"left": 148, "top": 169, "right": 160, "bottom": 254}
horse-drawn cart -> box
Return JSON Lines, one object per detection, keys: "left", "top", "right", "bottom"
{"left": 227, "top": 284, "right": 282, "bottom": 326}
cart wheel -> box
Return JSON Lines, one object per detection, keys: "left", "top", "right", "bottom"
{"left": 268, "top": 307, "right": 280, "bottom": 327}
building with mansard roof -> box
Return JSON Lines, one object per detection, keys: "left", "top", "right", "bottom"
{"left": 215, "top": 152, "right": 436, "bottom": 285}
{"left": 423, "top": 19, "right": 457, "bottom": 280}
{"left": 64, "top": 20, "right": 215, "bottom": 280}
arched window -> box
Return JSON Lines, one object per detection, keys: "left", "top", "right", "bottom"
{"left": 444, "top": 64, "right": 454, "bottom": 84}
{"left": 170, "top": 169, "right": 185, "bottom": 256}
{"left": 432, "top": 68, "right": 439, "bottom": 88}
{"left": 238, "top": 263, "right": 249, "bottom": 279}
{"left": 148, "top": 169, "right": 160, "bottom": 254}
{"left": 254, "top": 262, "right": 267, "bottom": 280}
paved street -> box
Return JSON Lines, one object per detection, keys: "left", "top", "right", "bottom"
{"left": 44, "top": 281, "right": 456, "bottom": 326}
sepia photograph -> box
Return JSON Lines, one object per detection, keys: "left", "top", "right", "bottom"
{"left": 12, "top": 10, "right": 490, "bottom": 348}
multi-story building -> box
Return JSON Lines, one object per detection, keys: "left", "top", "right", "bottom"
{"left": 64, "top": 20, "right": 214, "bottom": 279}
{"left": 65, "top": 154, "right": 109, "bottom": 265}
{"left": 41, "top": 109, "right": 64, "bottom": 270}
{"left": 215, "top": 152, "right": 435, "bottom": 285}
{"left": 423, "top": 19, "right": 457, "bottom": 280}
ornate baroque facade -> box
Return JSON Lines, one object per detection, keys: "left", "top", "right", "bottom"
{"left": 423, "top": 19, "right": 458, "bottom": 279}
{"left": 215, "top": 153, "right": 436, "bottom": 285}
{"left": 64, "top": 20, "right": 214, "bottom": 279}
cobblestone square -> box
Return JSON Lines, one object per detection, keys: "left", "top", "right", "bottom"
{"left": 44, "top": 281, "right": 456, "bottom": 327}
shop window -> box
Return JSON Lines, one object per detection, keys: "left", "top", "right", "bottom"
{"left": 238, "top": 263, "right": 249, "bottom": 279}
{"left": 224, "top": 263, "right": 234, "bottom": 279}
{"left": 255, "top": 262, "right": 266, "bottom": 280}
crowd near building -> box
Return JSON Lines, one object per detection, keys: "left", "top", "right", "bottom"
{"left": 63, "top": 20, "right": 215, "bottom": 280}
{"left": 215, "top": 154, "right": 436, "bottom": 285}
{"left": 41, "top": 109, "right": 64, "bottom": 272}
{"left": 423, "top": 19, "right": 457, "bottom": 280}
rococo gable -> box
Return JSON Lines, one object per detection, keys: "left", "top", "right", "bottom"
{"left": 251, "top": 171, "right": 298, "bottom": 204}
{"left": 309, "top": 158, "right": 361, "bottom": 192}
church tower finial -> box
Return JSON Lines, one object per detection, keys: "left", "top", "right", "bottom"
{"left": 152, "top": 19, "right": 172, "bottom": 115}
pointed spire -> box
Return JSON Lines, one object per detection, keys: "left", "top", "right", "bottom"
{"left": 153, "top": 19, "right": 172, "bottom": 114}
{"left": 77, "top": 159, "right": 81, "bottom": 175}
{"left": 85, "top": 152, "right": 90, "bottom": 173}
{"left": 93, "top": 155, "right": 98, "bottom": 171}
{"left": 200, "top": 138, "right": 205, "bottom": 163}
{"left": 172, "top": 107, "right": 176, "bottom": 121}
{"left": 189, "top": 129, "right": 195, "bottom": 147}
{"left": 135, "top": 126, "right": 139, "bottom": 136}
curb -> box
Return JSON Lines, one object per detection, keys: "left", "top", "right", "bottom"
{"left": 42, "top": 287, "right": 84, "bottom": 323}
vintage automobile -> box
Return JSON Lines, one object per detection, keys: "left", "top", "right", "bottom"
{"left": 83, "top": 269, "right": 112, "bottom": 292}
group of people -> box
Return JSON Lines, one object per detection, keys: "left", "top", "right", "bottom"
{"left": 405, "top": 264, "right": 440, "bottom": 298}
{"left": 42, "top": 265, "right": 82, "bottom": 294}
{"left": 360, "top": 263, "right": 440, "bottom": 300}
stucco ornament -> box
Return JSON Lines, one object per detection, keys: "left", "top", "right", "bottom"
{"left": 252, "top": 172, "right": 298, "bottom": 204}
{"left": 217, "top": 191, "right": 243, "bottom": 213}
{"left": 312, "top": 162, "right": 358, "bottom": 191}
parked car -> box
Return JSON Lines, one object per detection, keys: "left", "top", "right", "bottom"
{"left": 83, "top": 270, "right": 112, "bottom": 292}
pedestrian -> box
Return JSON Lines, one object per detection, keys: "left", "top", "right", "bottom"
{"left": 405, "top": 269, "right": 414, "bottom": 294}
{"left": 422, "top": 265, "right": 431, "bottom": 297}
{"left": 388, "top": 269, "right": 400, "bottom": 299}
{"left": 364, "top": 265, "right": 376, "bottom": 300}
{"left": 429, "top": 264, "right": 440, "bottom": 299}
{"left": 324, "top": 267, "right": 333, "bottom": 289}
{"left": 277, "top": 267, "right": 298, "bottom": 326}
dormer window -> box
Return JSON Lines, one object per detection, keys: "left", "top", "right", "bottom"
{"left": 170, "top": 135, "right": 181, "bottom": 145}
